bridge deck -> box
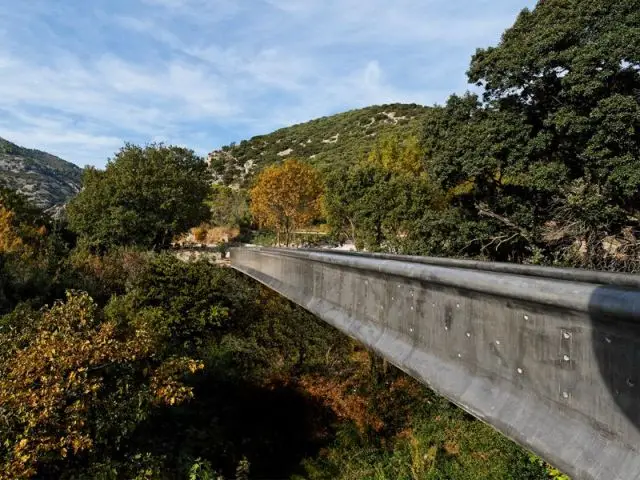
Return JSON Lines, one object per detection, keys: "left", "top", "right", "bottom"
{"left": 231, "top": 247, "right": 640, "bottom": 480}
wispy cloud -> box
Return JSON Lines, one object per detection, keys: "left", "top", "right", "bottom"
{"left": 0, "top": 0, "right": 536, "bottom": 167}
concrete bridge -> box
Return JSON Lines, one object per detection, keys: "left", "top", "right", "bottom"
{"left": 230, "top": 247, "right": 640, "bottom": 480}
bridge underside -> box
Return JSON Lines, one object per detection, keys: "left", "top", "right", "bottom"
{"left": 231, "top": 247, "right": 640, "bottom": 480}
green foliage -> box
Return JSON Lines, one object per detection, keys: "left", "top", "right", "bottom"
{"left": 12, "top": 0, "right": 640, "bottom": 476}
{"left": 460, "top": 0, "right": 640, "bottom": 268}
{"left": 67, "top": 144, "right": 210, "bottom": 250}
{"left": 321, "top": 0, "right": 640, "bottom": 271}
{"left": 111, "top": 255, "right": 258, "bottom": 352}
{"left": 0, "top": 192, "right": 75, "bottom": 315}
{"left": 206, "top": 185, "right": 251, "bottom": 227}
{"left": 246, "top": 229, "right": 278, "bottom": 246}
{"left": 0, "top": 188, "right": 49, "bottom": 227}
{"left": 298, "top": 365, "right": 549, "bottom": 480}
{"left": 324, "top": 134, "right": 446, "bottom": 252}
{"left": 67, "top": 246, "right": 152, "bottom": 303}
{"left": 0, "top": 210, "right": 564, "bottom": 479}
{"left": 0, "top": 291, "right": 202, "bottom": 478}
{"left": 210, "top": 103, "right": 431, "bottom": 187}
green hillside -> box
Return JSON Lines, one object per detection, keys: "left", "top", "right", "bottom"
{"left": 208, "top": 103, "right": 431, "bottom": 186}
{"left": 0, "top": 137, "right": 82, "bottom": 209}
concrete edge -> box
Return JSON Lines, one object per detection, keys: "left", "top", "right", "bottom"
{"left": 292, "top": 248, "right": 640, "bottom": 289}
{"left": 239, "top": 248, "right": 640, "bottom": 321}
{"left": 231, "top": 263, "right": 640, "bottom": 480}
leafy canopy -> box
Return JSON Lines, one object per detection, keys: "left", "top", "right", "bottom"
{"left": 67, "top": 144, "right": 210, "bottom": 250}
{"left": 250, "top": 159, "right": 324, "bottom": 246}
{"left": 0, "top": 292, "right": 202, "bottom": 479}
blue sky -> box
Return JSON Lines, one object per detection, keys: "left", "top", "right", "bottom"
{"left": 0, "top": 0, "right": 536, "bottom": 167}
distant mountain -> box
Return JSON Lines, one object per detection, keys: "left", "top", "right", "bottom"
{"left": 208, "top": 103, "right": 431, "bottom": 187}
{"left": 0, "top": 137, "right": 82, "bottom": 209}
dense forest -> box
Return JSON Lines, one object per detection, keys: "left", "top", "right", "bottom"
{"left": 0, "top": 153, "right": 554, "bottom": 478}
{"left": 216, "top": 0, "right": 639, "bottom": 273}
{"left": 320, "top": 0, "right": 640, "bottom": 271}
{"left": 1, "top": 0, "right": 638, "bottom": 478}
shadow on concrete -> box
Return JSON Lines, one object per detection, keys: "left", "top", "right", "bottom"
{"left": 590, "top": 286, "right": 640, "bottom": 435}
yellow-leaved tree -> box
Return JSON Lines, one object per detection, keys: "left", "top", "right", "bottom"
{"left": 0, "top": 204, "right": 24, "bottom": 254}
{"left": 0, "top": 202, "right": 47, "bottom": 258}
{"left": 366, "top": 134, "right": 424, "bottom": 177}
{"left": 250, "top": 159, "right": 324, "bottom": 246}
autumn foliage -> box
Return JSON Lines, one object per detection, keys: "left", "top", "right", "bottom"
{"left": 0, "top": 292, "right": 202, "bottom": 479}
{"left": 0, "top": 204, "right": 24, "bottom": 254}
{"left": 0, "top": 201, "right": 46, "bottom": 258}
{"left": 250, "top": 159, "right": 324, "bottom": 246}
{"left": 0, "top": 189, "right": 553, "bottom": 479}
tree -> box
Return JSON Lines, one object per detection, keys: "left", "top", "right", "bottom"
{"left": 464, "top": 0, "right": 640, "bottom": 267}
{"left": 250, "top": 159, "right": 323, "bottom": 246}
{"left": 325, "top": 135, "right": 445, "bottom": 252}
{"left": 0, "top": 192, "right": 70, "bottom": 315}
{"left": 0, "top": 205, "right": 24, "bottom": 255}
{"left": 0, "top": 292, "right": 202, "bottom": 478}
{"left": 207, "top": 185, "right": 250, "bottom": 227}
{"left": 67, "top": 144, "right": 210, "bottom": 250}
{"left": 367, "top": 133, "right": 424, "bottom": 176}
{"left": 421, "top": 95, "right": 541, "bottom": 261}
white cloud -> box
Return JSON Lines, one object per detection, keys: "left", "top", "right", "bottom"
{"left": 139, "top": 0, "right": 242, "bottom": 23}
{"left": 0, "top": 122, "right": 123, "bottom": 168}
{"left": 0, "top": 49, "right": 240, "bottom": 165}
{"left": 260, "top": 0, "right": 518, "bottom": 47}
{"left": 0, "top": 0, "right": 536, "bottom": 166}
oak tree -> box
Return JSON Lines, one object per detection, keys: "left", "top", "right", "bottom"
{"left": 67, "top": 144, "right": 210, "bottom": 250}
{"left": 250, "top": 159, "right": 323, "bottom": 246}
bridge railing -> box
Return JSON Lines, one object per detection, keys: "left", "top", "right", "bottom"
{"left": 230, "top": 247, "right": 640, "bottom": 480}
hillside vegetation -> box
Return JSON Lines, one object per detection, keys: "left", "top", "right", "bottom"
{"left": 244, "top": 0, "right": 640, "bottom": 274}
{"left": 208, "top": 103, "right": 430, "bottom": 186}
{"left": 0, "top": 137, "right": 82, "bottom": 209}
{"left": 0, "top": 149, "right": 551, "bottom": 479}
{"left": 0, "top": 0, "right": 637, "bottom": 477}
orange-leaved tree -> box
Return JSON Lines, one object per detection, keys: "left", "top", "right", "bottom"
{"left": 0, "top": 201, "right": 47, "bottom": 258}
{"left": 0, "top": 292, "right": 203, "bottom": 478}
{"left": 0, "top": 204, "right": 24, "bottom": 254}
{"left": 250, "top": 159, "right": 324, "bottom": 246}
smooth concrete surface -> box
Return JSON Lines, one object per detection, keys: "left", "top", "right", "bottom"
{"left": 230, "top": 247, "right": 640, "bottom": 480}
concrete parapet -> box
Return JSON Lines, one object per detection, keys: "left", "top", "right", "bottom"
{"left": 230, "top": 247, "right": 640, "bottom": 480}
